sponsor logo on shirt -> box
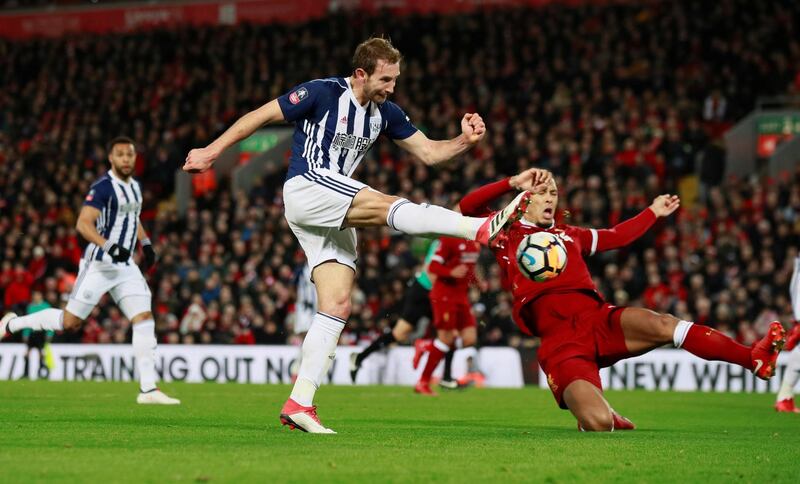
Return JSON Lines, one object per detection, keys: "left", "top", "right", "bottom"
{"left": 331, "top": 132, "right": 372, "bottom": 153}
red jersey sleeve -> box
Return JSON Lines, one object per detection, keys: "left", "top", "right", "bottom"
{"left": 578, "top": 208, "right": 658, "bottom": 256}
{"left": 459, "top": 178, "right": 514, "bottom": 217}
{"left": 427, "top": 238, "right": 454, "bottom": 277}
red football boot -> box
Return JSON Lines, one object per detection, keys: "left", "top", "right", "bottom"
{"left": 784, "top": 324, "right": 800, "bottom": 351}
{"left": 612, "top": 412, "right": 636, "bottom": 430}
{"left": 751, "top": 321, "right": 786, "bottom": 380}
{"left": 413, "top": 338, "right": 432, "bottom": 370}
{"left": 279, "top": 398, "right": 336, "bottom": 434}
{"left": 414, "top": 381, "right": 438, "bottom": 396}
{"left": 475, "top": 191, "right": 532, "bottom": 246}
{"left": 775, "top": 398, "right": 800, "bottom": 413}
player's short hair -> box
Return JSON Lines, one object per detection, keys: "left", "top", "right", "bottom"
{"left": 106, "top": 136, "right": 136, "bottom": 154}
{"left": 352, "top": 37, "right": 402, "bottom": 75}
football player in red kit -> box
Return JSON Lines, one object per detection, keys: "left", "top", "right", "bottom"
{"left": 413, "top": 235, "right": 481, "bottom": 395}
{"left": 460, "top": 170, "right": 786, "bottom": 431}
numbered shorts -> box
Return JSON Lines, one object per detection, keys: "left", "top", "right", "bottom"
{"left": 283, "top": 169, "right": 368, "bottom": 272}
{"left": 66, "top": 260, "right": 152, "bottom": 320}
{"left": 431, "top": 299, "right": 476, "bottom": 331}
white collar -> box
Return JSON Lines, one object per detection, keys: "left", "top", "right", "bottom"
{"left": 520, "top": 218, "right": 555, "bottom": 229}
{"left": 345, "top": 77, "right": 369, "bottom": 112}
{"left": 108, "top": 169, "right": 132, "bottom": 186}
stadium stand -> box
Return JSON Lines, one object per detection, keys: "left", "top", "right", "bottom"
{"left": 1, "top": 0, "right": 799, "bottom": 347}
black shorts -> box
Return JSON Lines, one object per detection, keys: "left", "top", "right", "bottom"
{"left": 399, "top": 279, "right": 432, "bottom": 327}
{"left": 23, "top": 330, "right": 46, "bottom": 349}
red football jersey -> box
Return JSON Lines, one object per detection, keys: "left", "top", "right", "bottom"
{"left": 502, "top": 221, "right": 599, "bottom": 327}
{"left": 428, "top": 236, "right": 481, "bottom": 305}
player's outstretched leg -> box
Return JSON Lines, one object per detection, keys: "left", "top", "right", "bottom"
{"left": 2, "top": 309, "right": 64, "bottom": 336}
{"left": 350, "top": 328, "right": 399, "bottom": 383}
{"left": 621, "top": 309, "right": 785, "bottom": 380}
{"left": 383, "top": 191, "right": 531, "bottom": 246}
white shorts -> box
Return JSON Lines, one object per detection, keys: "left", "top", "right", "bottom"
{"left": 283, "top": 169, "right": 367, "bottom": 271}
{"left": 66, "top": 260, "right": 152, "bottom": 320}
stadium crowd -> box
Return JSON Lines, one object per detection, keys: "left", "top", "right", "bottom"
{"left": 1, "top": 0, "right": 800, "bottom": 348}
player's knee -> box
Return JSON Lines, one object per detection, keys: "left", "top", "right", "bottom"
{"left": 320, "top": 299, "right": 351, "bottom": 320}
{"left": 655, "top": 313, "right": 679, "bottom": 342}
{"left": 580, "top": 410, "right": 614, "bottom": 432}
{"left": 461, "top": 333, "right": 477, "bottom": 347}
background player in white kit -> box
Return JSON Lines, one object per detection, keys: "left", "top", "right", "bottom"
{"left": 290, "top": 263, "right": 317, "bottom": 380}
{"left": 1, "top": 137, "right": 179, "bottom": 405}
{"left": 183, "top": 38, "right": 530, "bottom": 433}
{"left": 775, "top": 254, "right": 800, "bottom": 413}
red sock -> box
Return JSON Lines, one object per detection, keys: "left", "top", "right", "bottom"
{"left": 681, "top": 324, "right": 752, "bottom": 370}
{"left": 420, "top": 340, "right": 448, "bottom": 383}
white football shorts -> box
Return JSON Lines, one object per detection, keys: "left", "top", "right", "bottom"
{"left": 283, "top": 168, "right": 367, "bottom": 272}
{"left": 66, "top": 259, "right": 152, "bottom": 320}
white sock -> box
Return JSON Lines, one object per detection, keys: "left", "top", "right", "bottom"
{"left": 8, "top": 309, "right": 64, "bottom": 333}
{"left": 133, "top": 320, "right": 158, "bottom": 393}
{"left": 777, "top": 347, "right": 800, "bottom": 401}
{"left": 433, "top": 338, "right": 451, "bottom": 353}
{"left": 387, "top": 199, "right": 485, "bottom": 239}
{"left": 673, "top": 320, "right": 693, "bottom": 348}
{"left": 290, "top": 312, "right": 345, "bottom": 407}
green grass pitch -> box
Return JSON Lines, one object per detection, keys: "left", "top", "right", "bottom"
{"left": 0, "top": 381, "right": 797, "bottom": 483}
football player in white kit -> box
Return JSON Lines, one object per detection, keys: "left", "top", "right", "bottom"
{"left": 1, "top": 137, "right": 179, "bottom": 405}
{"left": 775, "top": 254, "right": 800, "bottom": 413}
{"left": 183, "top": 38, "right": 530, "bottom": 432}
{"left": 290, "top": 263, "right": 317, "bottom": 380}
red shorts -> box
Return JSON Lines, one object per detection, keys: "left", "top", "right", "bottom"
{"left": 522, "top": 292, "right": 630, "bottom": 408}
{"left": 431, "top": 300, "right": 476, "bottom": 331}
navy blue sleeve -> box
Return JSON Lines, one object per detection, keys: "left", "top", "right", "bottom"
{"left": 83, "top": 179, "right": 113, "bottom": 210}
{"left": 277, "top": 81, "right": 324, "bottom": 123}
{"left": 382, "top": 101, "right": 418, "bottom": 140}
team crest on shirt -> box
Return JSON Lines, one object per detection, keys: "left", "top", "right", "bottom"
{"left": 288, "top": 87, "right": 308, "bottom": 105}
{"left": 554, "top": 230, "right": 574, "bottom": 244}
{"left": 370, "top": 119, "right": 382, "bottom": 134}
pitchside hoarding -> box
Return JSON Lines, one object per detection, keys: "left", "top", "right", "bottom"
{"left": 0, "top": 344, "right": 524, "bottom": 388}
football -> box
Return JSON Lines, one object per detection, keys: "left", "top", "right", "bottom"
{"left": 515, "top": 232, "right": 568, "bottom": 282}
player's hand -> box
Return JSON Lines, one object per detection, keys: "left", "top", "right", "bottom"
{"left": 649, "top": 194, "right": 680, "bottom": 218}
{"left": 183, "top": 147, "right": 218, "bottom": 174}
{"left": 461, "top": 113, "right": 486, "bottom": 145}
{"left": 142, "top": 244, "right": 157, "bottom": 272}
{"left": 103, "top": 242, "right": 131, "bottom": 263}
{"left": 450, "top": 264, "right": 469, "bottom": 279}
{"left": 510, "top": 168, "right": 552, "bottom": 192}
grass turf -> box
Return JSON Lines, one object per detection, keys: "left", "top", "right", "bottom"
{"left": 0, "top": 381, "right": 797, "bottom": 483}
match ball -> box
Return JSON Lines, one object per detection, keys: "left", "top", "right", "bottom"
{"left": 515, "top": 232, "right": 568, "bottom": 282}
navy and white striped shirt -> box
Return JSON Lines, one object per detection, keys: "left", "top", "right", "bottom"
{"left": 82, "top": 171, "right": 143, "bottom": 264}
{"left": 278, "top": 77, "right": 418, "bottom": 181}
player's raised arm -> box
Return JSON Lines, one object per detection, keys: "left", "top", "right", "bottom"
{"left": 587, "top": 194, "right": 680, "bottom": 254}
{"left": 459, "top": 168, "right": 552, "bottom": 216}
{"left": 183, "top": 99, "right": 285, "bottom": 173}
{"left": 394, "top": 113, "right": 486, "bottom": 166}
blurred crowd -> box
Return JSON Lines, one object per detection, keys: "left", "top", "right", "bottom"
{"left": 1, "top": 0, "right": 800, "bottom": 348}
